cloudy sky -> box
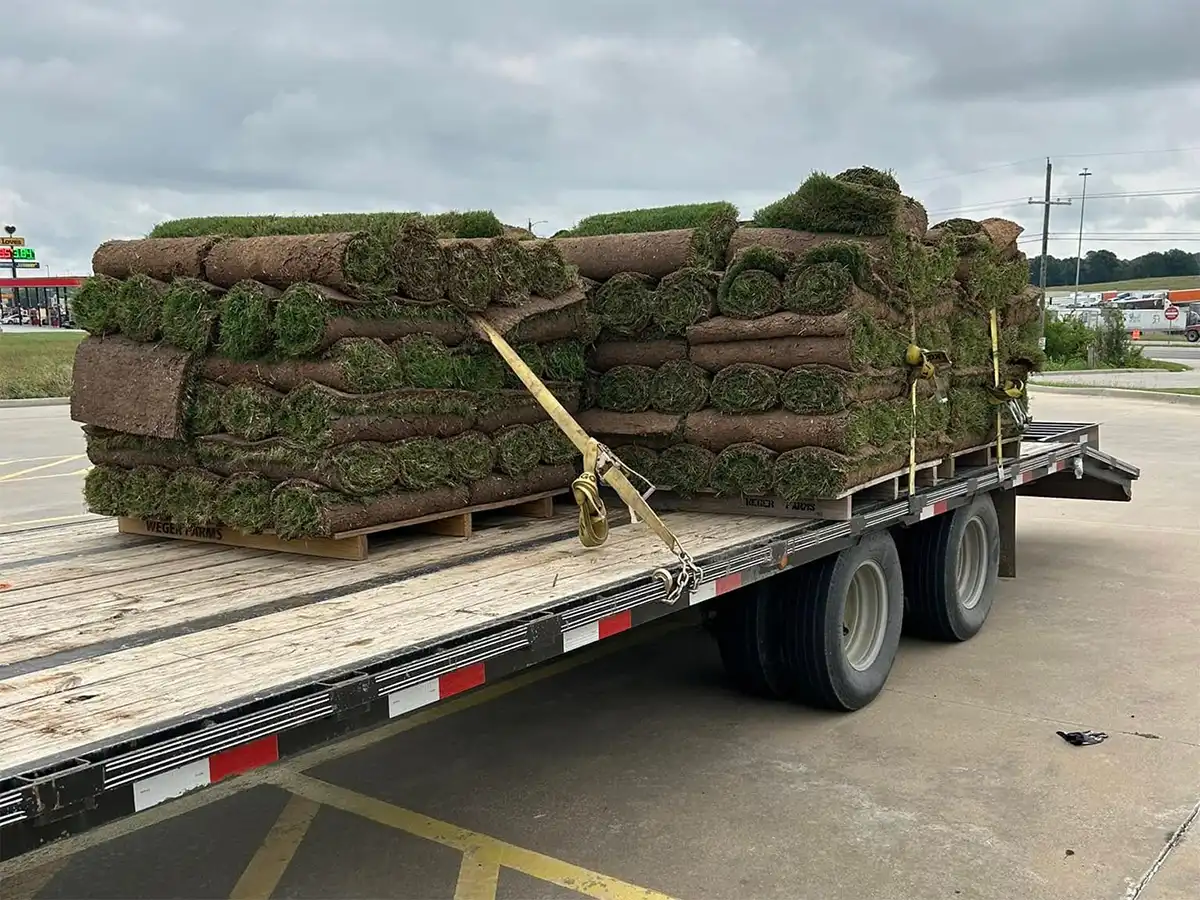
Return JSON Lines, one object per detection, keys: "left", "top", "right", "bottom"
{"left": 4, "top": 0, "right": 1200, "bottom": 276}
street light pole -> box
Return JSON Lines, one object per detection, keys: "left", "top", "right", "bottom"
{"left": 1072, "top": 169, "right": 1091, "bottom": 301}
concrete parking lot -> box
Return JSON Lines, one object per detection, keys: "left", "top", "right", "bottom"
{"left": 0, "top": 392, "right": 1197, "bottom": 900}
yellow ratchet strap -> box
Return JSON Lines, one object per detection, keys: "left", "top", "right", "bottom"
{"left": 904, "top": 341, "right": 948, "bottom": 495}
{"left": 989, "top": 306, "right": 1003, "bottom": 469}
{"left": 467, "top": 315, "right": 701, "bottom": 603}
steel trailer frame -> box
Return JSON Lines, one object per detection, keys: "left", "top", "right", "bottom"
{"left": 0, "top": 421, "right": 1139, "bottom": 862}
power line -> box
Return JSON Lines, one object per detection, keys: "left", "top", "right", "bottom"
{"left": 1018, "top": 234, "right": 1200, "bottom": 244}
{"left": 926, "top": 186, "right": 1200, "bottom": 218}
{"left": 905, "top": 145, "right": 1200, "bottom": 187}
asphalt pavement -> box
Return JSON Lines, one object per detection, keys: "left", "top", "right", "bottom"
{"left": 0, "top": 394, "right": 1197, "bottom": 900}
{"left": 0, "top": 404, "right": 94, "bottom": 532}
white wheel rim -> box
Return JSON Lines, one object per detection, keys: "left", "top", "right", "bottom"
{"left": 842, "top": 560, "right": 890, "bottom": 671}
{"left": 956, "top": 517, "right": 989, "bottom": 611}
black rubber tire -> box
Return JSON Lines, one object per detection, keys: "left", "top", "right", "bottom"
{"left": 713, "top": 581, "right": 789, "bottom": 699}
{"left": 901, "top": 493, "right": 1000, "bottom": 642}
{"left": 1187, "top": 330, "right": 1199, "bottom": 343}
{"left": 775, "top": 532, "right": 905, "bottom": 711}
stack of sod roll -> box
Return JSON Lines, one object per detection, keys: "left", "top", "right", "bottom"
{"left": 71, "top": 212, "right": 590, "bottom": 540}
{"left": 569, "top": 168, "right": 1040, "bottom": 502}
{"left": 69, "top": 169, "right": 1043, "bottom": 542}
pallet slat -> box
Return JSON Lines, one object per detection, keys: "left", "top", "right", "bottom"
{"left": 116, "top": 489, "right": 569, "bottom": 560}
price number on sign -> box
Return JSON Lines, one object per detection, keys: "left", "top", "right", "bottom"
{"left": 0, "top": 247, "right": 34, "bottom": 261}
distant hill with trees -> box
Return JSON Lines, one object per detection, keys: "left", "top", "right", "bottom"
{"left": 1028, "top": 249, "right": 1200, "bottom": 287}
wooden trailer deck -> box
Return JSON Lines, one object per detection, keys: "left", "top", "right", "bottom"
{"left": 0, "top": 509, "right": 788, "bottom": 781}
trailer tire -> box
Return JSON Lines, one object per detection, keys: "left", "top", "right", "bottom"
{"left": 776, "top": 532, "right": 904, "bottom": 711}
{"left": 1187, "top": 329, "right": 1199, "bottom": 343}
{"left": 901, "top": 493, "right": 1000, "bottom": 642}
{"left": 713, "top": 581, "right": 790, "bottom": 699}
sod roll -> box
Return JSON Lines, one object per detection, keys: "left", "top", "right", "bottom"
{"left": 686, "top": 309, "right": 896, "bottom": 345}
{"left": 587, "top": 273, "right": 657, "bottom": 338}
{"left": 271, "top": 481, "right": 470, "bottom": 540}
{"left": 612, "top": 444, "right": 658, "bottom": 480}
{"left": 488, "top": 235, "right": 532, "bottom": 306}
{"left": 217, "top": 473, "right": 276, "bottom": 533}
{"left": 219, "top": 383, "right": 282, "bottom": 441}
{"left": 682, "top": 405, "right": 900, "bottom": 454}
{"left": 709, "top": 363, "right": 781, "bottom": 413}
{"left": 92, "top": 236, "right": 222, "bottom": 281}
{"left": 446, "top": 431, "right": 498, "bottom": 481}
{"left": 115, "top": 274, "right": 169, "bottom": 342}
{"left": 479, "top": 286, "right": 590, "bottom": 345}
{"left": 752, "top": 170, "right": 927, "bottom": 237}
{"left": 649, "top": 444, "right": 714, "bottom": 497}
{"left": 161, "top": 278, "right": 225, "bottom": 352}
{"left": 83, "top": 464, "right": 130, "bottom": 517}
{"left": 524, "top": 240, "right": 576, "bottom": 298}
{"left": 216, "top": 280, "right": 282, "bottom": 360}
{"left": 149, "top": 210, "right": 504, "bottom": 241}
{"left": 779, "top": 366, "right": 907, "bottom": 415}
{"left": 122, "top": 466, "right": 171, "bottom": 519}
{"left": 597, "top": 365, "right": 656, "bottom": 413}
{"left": 588, "top": 339, "right": 687, "bottom": 372}
{"left": 394, "top": 218, "right": 447, "bottom": 302}
{"left": 655, "top": 267, "right": 718, "bottom": 336}
{"left": 710, "top": 443, "right": 777, "bottom": 496}
{"left": 771, "top": 447, "right": 908, "bottom": 501}
{"left": 650, "top": 360, "right": 710, "bottom": 414}
{"left": 71, "top": 336, "right": 194, "bottom": 440}
{"left": 86, "top": 428, "right": 196, "bottom": 471}
{"left": 716, "top": 246, "right": 793, "bottom": 320}
{"left": 188, "top": 381, "right": 226, "bottom": 437}
{"left": 725, "top": 227, "right": 890, "bottom": 270}
{"left": 164, "top": 467, "right": 223, "bottom": 526}
{"left": 276, "top": 382, "right": 475, "bottom": 448}
{"left": 554, "top": 230, "right": 696, "bottom": 281}
{"left": 468, "top": 464, "right": 576, "bottom": 506}
{"left": 439, "top": 240, "right": 494, "bottom": 312}
{"left": 274, "top": 286, "right": 469, "bottom": 359}
{"left": 72, "top": 275, "right": 123, "bottom": 336}
{"left": 203, "top": 231, "right": 395, "bottom": 297}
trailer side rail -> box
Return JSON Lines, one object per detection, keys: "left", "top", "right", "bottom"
{"left": 0, "top": 422, "right": 1138, "bottom": 861}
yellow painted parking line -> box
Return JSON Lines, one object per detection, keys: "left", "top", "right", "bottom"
{"left": 0, "top": 621, "right": 684, "bottom": 881}
{"left": 0, "top": 454, "right": 85, "bottom": 482}
{"left": 0, "top": 513, "right": 96, "bottom": 529}
{"left": 275, "top": 772, "right": 679, "bottom": 900}
{"left": 0, "top": 455, "right": 74, "bottom": 467}
{"left": 228, "top": 794, "right": 321, "bottom": 900}
{"left": 454, "top": 845, "right": 503, "bottom": 900}
{"left": 0, "top": 466, "right": 90, "bottom": 484}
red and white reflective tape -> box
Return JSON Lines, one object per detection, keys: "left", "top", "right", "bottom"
{"left": 1013, "top": 468, "right": 1036, "bottom": 486}
{"left": 387, "top": 663, "right": 486, "bottom": 719}
{"left": 688, "top": 572, "right": 744, "bottom": 606}
{"left": 919, "top": 499, "right": 950, "bottom": 521}
{"left": 132, "top": 735, "right": 279, "bottom": 812}
{"left": 562, "top": 610, "right": 632, "bottom": 652}
{"left": 1047, "top": 459, "right": 1067, "bottom": 474}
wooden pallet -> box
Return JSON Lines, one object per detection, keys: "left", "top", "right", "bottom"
{"left": 648, "top": 437, "right": 1023, "bottom": 523}
{"left": 116, "top": 489, "right": 568, "bottom": 561}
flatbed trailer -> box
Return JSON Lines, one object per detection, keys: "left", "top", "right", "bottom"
{"left": 0, "top": 421, "right": 1138, "bottom": 862}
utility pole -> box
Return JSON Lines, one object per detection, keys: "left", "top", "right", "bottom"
{"left": 1027, "top": 158, "right": 1072, "bottom": 347}
{"left": 1073, "top": 168, "right": 1092, "bottom": 302}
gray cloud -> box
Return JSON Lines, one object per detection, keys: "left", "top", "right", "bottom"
{"left": 3, "top": 0, "right": 1200, "bottom": 274}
